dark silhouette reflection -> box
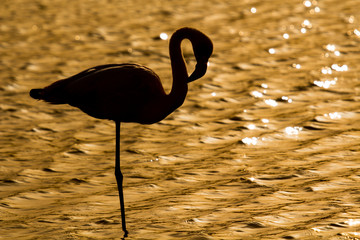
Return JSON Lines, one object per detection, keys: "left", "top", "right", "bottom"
{"left": 30, "top": 27, "right": 213, "bottom": 237}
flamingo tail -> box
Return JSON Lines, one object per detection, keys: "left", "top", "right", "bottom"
{"left": 30, "top": 89, "right": 43, "bottom": 100}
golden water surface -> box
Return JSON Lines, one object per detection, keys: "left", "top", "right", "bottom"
{"left": 1, "top": 0, "right": 360, "bottom": 239}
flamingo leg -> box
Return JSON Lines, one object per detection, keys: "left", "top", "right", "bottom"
{"left": 115, "top": 121, "right": 128, "bottom": 237}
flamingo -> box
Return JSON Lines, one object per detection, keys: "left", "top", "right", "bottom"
{"left": 29, "top": 27, "right": 213, "bottom": 237}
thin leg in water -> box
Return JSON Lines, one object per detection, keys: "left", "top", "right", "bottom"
{"left": 115, "top": 121, "right": 128, "bottom": 237}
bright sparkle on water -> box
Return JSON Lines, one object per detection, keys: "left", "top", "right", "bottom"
{"left": 331, "top": 64, "right": 348, "bottom": 72}
{"left": 251, "top": 7, "right": 257, "bottom": 13}
{"left": 321, "top": 66, "right": 333, "bottom": 75}
{"left": 302, "top": 19, "right": 311, "bottom": 27}
{"left": 261, "top": 119, "right": 269, "bottom": 123}
{"left": 283, "top": 33, "right": 289, "bottom": 39}
{"left": 312, "top": 227, "right": 322, "bottom": 233}
{"left": 281, "top": 96, "right": 293, "bottom": 103}
{"left": 251, "top": 90, "right": 263, "bottom": 98}
{"left": 268, "top": 48, "right": 276, "bottom": 54}
{"left": 324, "top": 112, "right": 342, "bottom": 119}
{"left": 160, "top": 33, "right": 168, "bottom": 40}
{"left": 326, "top": 44, "right": 336, "bottom": 52}
{"left": 326, "top": 44, "right": 341, "bottom": 56}
{"left": 346, "top": 219, "right": 360, "bottom": 227}
{"left": 265, "top": 99, "right": 278, "bottom": 107}
{"left": 247, "top": 124, "right": 256, "bottom": 130}
{"left": 348, "top": 15, "right": 355, "bottom": 23}
{"left": 303, "top": 0, "right": 312, "bottom": 7}
{"left": 292, "top": 63, "right": 301, "bottom": 69}
{"left": 285, "top": 126, "right": 303, "bottom": 135}
{"left": 242, "top": 137, "right": 258, "bottom": 145}
{"left": 354, "top": 29, "right": 360, "bottom": 37}
{"left": 313, "top": 78, "right": 337, "bottom": 88}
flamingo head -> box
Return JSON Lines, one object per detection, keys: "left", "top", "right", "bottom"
{"left": 188, "top": 33, "right": 213, "bottom": 83}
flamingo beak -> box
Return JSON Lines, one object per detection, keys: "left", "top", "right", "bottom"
{"left": 188, "top": 61, "right": 208, "bottom": 83}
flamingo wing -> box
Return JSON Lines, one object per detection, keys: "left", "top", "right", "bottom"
{"left": 39, "top": 64, "right": 166, "bottom": 121}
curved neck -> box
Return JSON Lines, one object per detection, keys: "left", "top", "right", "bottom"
{"left": 167, "top": 29, "right": 191, "bottom": 110}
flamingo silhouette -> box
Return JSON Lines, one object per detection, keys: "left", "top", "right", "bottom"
{"left": 30, "top": 27, "right": 213, "bottom": 237}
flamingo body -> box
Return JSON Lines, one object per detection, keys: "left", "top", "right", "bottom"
{"left": 30, "top": 27, "right": 213, "bottom": 237}
{"left": 31, "top": 63, "right": 169, "bottom": 124}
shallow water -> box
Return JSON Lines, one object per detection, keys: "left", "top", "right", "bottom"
{"left": 1, "top": 0, "right": 360, "bottom": 239}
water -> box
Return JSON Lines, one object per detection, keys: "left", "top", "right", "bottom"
{"left": 1, "top": 0, "right": 360, "bottom": 239}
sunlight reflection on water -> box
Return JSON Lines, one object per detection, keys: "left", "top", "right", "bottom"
{"left": 1, "top": 0, "right": 360, "bottom": 239}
